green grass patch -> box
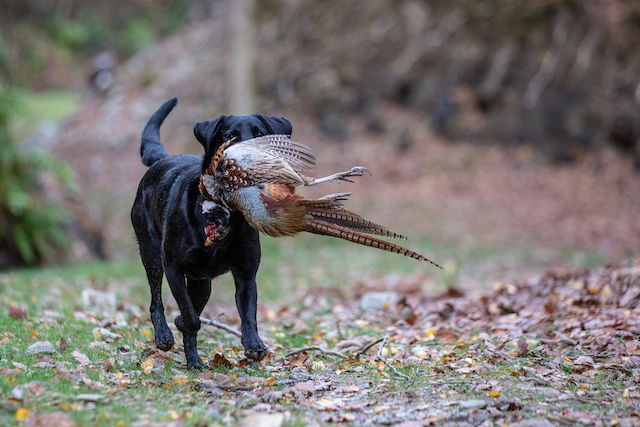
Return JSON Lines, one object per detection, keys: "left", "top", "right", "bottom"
{"left": 9, "top": 90, "right": 80, "bottom": 141}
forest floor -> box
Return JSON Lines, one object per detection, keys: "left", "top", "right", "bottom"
{"left": 0, "top": 253, "right": 638, "bottom": 426}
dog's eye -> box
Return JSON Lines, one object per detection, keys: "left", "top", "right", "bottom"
{"left": 225, "top": 131, "right": 240, "bottom": 142}
{"left": 255, "top": 131, "right": 265, "bottom": 137}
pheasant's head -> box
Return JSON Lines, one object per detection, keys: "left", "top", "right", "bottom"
{"left": 202, "top": 200, "right": 230, "bottom": 246}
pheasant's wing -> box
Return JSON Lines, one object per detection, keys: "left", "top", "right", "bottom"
{"left": 239, "top": 135, "right": 316, "bottom": 172}
{"left": 221, "top": 143, "right": 305, "bottom": 187}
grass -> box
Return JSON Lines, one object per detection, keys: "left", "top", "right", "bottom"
{"left": 9, "top": 90, "right": 80, "bottom": 141}
{"left": 1, "top": 229, "right": 610, "bottom": 310}
{"left": 0, "top": 233, "right": 627, "bottom": 426}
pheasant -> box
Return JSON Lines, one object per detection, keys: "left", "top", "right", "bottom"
{"left": 198, "top": 135, "right": 441, "bottom": 268}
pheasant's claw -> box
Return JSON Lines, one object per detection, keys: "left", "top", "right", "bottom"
{"left": 319, "top": 192, "right": 352, "bottom": 202}
{"left": 303, "top": 166, "right": 370, "bottom": 186}
{"left": 351, "top": 166, "right": 370, "bottom": 176}
{"left": 330, "top": 166, "right": 370, "bottom": 184}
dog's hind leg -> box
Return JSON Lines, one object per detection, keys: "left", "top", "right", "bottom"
{"left": 180, "top": 278, "right": 212, "bottom": 368}
{"left": 165, "top": 265, "right": 204, "bottom": 369}
{"left": 132, "top": 209, "right": 175, "bottom": 351}
{"left": 142, "top": 248, "right": 175, "bottom": 352}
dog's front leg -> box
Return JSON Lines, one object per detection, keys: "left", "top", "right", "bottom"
{"left": 232, "top": 273, "right": 267, "bottom": 361}
{"left": 164, "top": 264, "right": 204, "bottom": 369}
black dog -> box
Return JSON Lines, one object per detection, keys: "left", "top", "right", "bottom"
{"left": 131, "top": 97, "right": 292, "bottom": 369}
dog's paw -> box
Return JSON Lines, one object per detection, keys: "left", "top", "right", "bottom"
{"left": 186, "top": 357, "right": 205, "bottom": 370}
{"left": 155, "top": 328, "right": 175, "bottom": 351}
{"left": 244, "top": 342, "right": 268, "bottom": 362}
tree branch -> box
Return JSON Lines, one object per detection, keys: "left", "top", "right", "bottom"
{"left": 284, "top": 345, "right": 347, "bottom": 359}
{"left": 199, "top": 316, "right": 242, "bottom": 338}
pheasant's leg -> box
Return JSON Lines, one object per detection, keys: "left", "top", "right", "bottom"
{"left": 302, "top": 166, "right": 370, "bottom": 186}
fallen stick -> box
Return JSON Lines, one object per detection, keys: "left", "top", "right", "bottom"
{"left": 284, "top": 345, "right": 347, "bottom": 359}
{"left": 355, "top": 337, "right": 385, "bottom": 357}
{"left": 620, "top": 337, "right": 640, "bottom": 368}
{"left": 375, "top": 336, "right": 410, "bottom": 380}
{"left": 199, "top": 316, "right": 242, "bottom": 338}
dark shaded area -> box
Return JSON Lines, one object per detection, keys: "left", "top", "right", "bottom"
{"left": 253, "top": 0, "right": 640, "bottom": 164}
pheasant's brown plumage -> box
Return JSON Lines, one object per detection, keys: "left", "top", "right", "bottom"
{"left": 199, "top": 135, "right": 441, "bottom": 268}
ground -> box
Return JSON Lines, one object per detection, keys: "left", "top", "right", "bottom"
{"left": 0, "top": 255, "right": 638, "bottom": 426}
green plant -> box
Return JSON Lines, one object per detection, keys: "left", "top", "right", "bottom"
{"left": 0, "top": 86, "right": 75, "bottom": 268}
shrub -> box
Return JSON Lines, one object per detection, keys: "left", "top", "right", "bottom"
{"left": 0, "top": 86, "right": 74, "bottom": 268}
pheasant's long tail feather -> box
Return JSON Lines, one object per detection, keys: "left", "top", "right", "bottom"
{"left": 299, "top": 198, "right": 344, "bottom": 209}
{"left": 307, "top": 219, "right": 442, "bottom": 268}
{"left": 307, "top": 207, "right": 407, "bottom": 240}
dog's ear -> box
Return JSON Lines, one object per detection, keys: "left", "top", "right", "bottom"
{"left": 256, "top": 114, "right": 293, "bottom": 137}
{"left": 195, "top": 115, "right": 225, "bottom": 173}
{"left": 194, "top": 115, "right": 225, "bottom": 149}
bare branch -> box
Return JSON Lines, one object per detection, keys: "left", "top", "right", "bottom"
{"left": 199, "top": 316, "right": 242, "bottom": 338}
{"left": 284, "top": 345, "right": 347, "bottom": 359}
{"left": 376, "top": 336, "right": 410, "bottom": 380}
{"left": 620, "top": 337, "right": 640, "bottom": 368}
{"left": 355, "top": 337, "right": 386, "bottom": 357}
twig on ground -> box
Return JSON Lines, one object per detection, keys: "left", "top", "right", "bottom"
{"left": 376, "top": 336, "right": 410, "bottom": 380}
{"left": 215, "top": 385, "right": 254, "bottom": 391}
{"left": 199, "top": 316, "right": 242, "bottom": 338}
{"left": 355, "top": 337, "right": 385, "bottom": 357}
{"left": 284, "top": 345, "right": 347, "bottom": 359}
{"left": 620, "top": 337, "right": 640, "bottom": 368}
{"left": 412, "top": 354, "right": 429, "bottom": 381}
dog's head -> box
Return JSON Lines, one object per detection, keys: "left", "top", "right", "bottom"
{"left": 194, "top": 113, "right": 292, "bottom": 174}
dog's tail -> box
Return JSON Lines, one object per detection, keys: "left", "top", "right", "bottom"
{"left": 140, "top": 97, "right": 178, "bottom": 167}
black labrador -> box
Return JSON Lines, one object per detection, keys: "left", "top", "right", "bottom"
{"left": 131, "top": 97, "right": 292, "bottom": 369}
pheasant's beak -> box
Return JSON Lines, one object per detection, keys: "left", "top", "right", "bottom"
{"left": 204, "top": 224, "right": 216, "bottom": 247}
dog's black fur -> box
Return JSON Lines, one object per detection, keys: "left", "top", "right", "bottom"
{"left": 131, "top": 97, "right": 292, "bottom": 369}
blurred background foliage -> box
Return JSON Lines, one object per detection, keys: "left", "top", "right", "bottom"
{"left": 0, "top": 0, "right": 198, "bottom": 88}
{"left": 0, "top": 0, "right": 197, "bottom": 268}
{"left": 0, "top": 86, "right": 74, "bottom": 268}
{"left": 0, "top": 0, "right": 639, "bottom": 274}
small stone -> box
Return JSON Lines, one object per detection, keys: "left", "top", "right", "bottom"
{"left": 81, "top": 288, "right": 116, "bottom": 313}
{"left": 534, "top": 387, "right": 561, "bottom": 397}
{"left": 26, "top": 341, "right": 56, "bottom": 355}
{"left": 240, "top": 412, "right": 284, "bottom": 427}
{"left": 91, "top": 327, "right": 122, "bottom": 340}
{"left": 459, "top": 399, "right": 487, "bottom": 410}
{"left": 360, "top": 292, "right": 400, "bottom": 311}
{"left": 76, "top": 394, "right": 103, "bottom": 402}
{"left": 512, "top": 419, "right": 556, "bottom": 427}
{"left": 11, "top": 387, "right": 24, "bottom": 400}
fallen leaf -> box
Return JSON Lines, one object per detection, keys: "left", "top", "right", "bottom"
{"left": 102, "top": 357, "right": 115, "bottom": 372}
{"left": 8, "top": 305, "right": 27, "bottom": 320}
{"left": 71, "top": 351, "right": 91, "bottom": 366}
{"left": 23, "top": 382, "right": 45, "bottom": 396}
{"left": 209, "top": 353, "right": 233, "bottom": 369}
{"left": 16, "top": 408, "right": 31, "bottom": 421}
{"left": 437, "top": 330, "right": 457, "bottom": 343}
{"left": 290, "top": 381, "right": 315, "bottom": 398}
{"left": 517, "top": 336, "right": 528, "bottom": 357}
